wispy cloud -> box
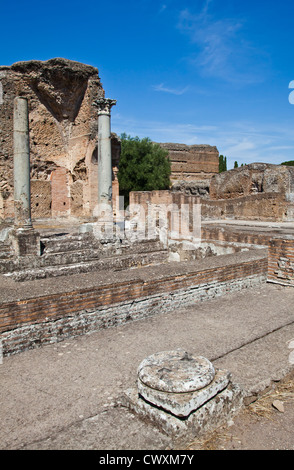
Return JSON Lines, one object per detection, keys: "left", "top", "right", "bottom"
{"left": 177, "top": 1, "right": 269, "bottom": 85}
{"left": 159, "top": 4, "right": 167, "bottom": 14}
{"left": 153, "top": 83, "right": 189, "bottom": 95}
{"left": 112, "top": 112, "right": 294, "bottom": 168}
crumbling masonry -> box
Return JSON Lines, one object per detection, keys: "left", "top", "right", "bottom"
{"left": 0, "top": 58, "right": 120, "bottom": 221}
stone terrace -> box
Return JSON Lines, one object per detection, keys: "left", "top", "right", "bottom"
{"left": 1, "top": 219, "right": 294, "bottom": 357}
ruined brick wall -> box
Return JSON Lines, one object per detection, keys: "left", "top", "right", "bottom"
{"left": 0, "top": 249, "right": 267, "bottom": 355}
{"left": 200, "top": 224, "right": 294, "bottom": 288}
{"left": 0, "top": 58, "right": 120, "bottom": 221}
{"left": 31, "top": 180, "right": 52, "bottom": 218}
{"left": 200, "top": 225, "right": 272, "bottom": 247}
{"left": 268, "top": 238, "right": 294, "bottom": 286}
{"left": 158, "top": 143, "right": 219, "bottom": 183}
{"left": 130, "top": 189, "right": 290, "bottom": 223}
{"left": 201, "top": 193, "right": 288, "bottom": 222}
{"left": 130, "top": 160, "right": 294, "bottom": 223}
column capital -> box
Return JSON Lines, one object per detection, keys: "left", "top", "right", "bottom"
{"left": 94, "top": 98, "right": 117, "bottom": 115}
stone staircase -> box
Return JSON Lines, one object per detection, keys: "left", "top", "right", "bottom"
{"left": 0, "top": 232, "right": 169, "bottom": 282}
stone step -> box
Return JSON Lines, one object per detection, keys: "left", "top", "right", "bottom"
{"left": 40, "top": 234, "right": 164, "bottom": 256}
{"left": 0, "top": 250, "right": 13, "bottom": 260}
{"left": 0, "top": 243, "right": 13, "bottom": 260}
{"left": 42, "top": 245, "right": 168, "bottom": 268}
{"left": 0, "top": 236, "right": 168, "bottom": 275}
{"left": 40, "top": 233, "right": 96, "bottom": 254}
{"left": 3, "top": 250, "right": 169, "bottom": 281}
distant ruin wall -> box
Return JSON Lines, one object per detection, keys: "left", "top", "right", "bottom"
{"left": 0, "top": 58, "right": 120, "bottom": 221}
{"left": 158, "top": 143, "right": 219, "bottom": 183}
{"left": 130, "top": 190, "right": 290, "bottom": 222}
{"left": 130, "top": 161, "right": 294, "bottom": 223}
{"left": 210, "top": 163, "right": 294, "bottom": 200}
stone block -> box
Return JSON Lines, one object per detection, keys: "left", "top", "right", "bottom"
{"left": 10, "top": 228, "right": 40, "bottom": 257}
{"left": 138, "top": 368, "right": 231, "bottom": 418}
{"left": 121, "top": 350, "right": 244, "bottom": 441}
{"left": 122, "top": 382, "right": 244, "bottom": 441}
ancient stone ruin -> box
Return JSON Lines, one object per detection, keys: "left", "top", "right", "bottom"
{"left": 0, "top": 58, "right": 120, "bottom": 221}
{"left": 1, "top": 57, "right": 294, "bottom": 442}
{"left": 159, "top": 143, "right": 219, "bottom": 183}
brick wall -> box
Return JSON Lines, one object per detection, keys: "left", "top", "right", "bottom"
{"left": 31, "top": 180, "right": 52, "bottom": 218}
{"left": 51, "top": 167, "right": 70, "bottom": 217}
{"left": 268, "top": 238, "right": 294, "bottom": 286}
{"left": 130, "top": 190, "right": 289, "bottom": 223}
{"left": 158, "top": 143, "right": 219, "bottom": 182}
{"left": 0, "top": 249, "right": 268, "bottom": 356}
{"left": 200, "top": 225, "right": 271, "bottom": 247}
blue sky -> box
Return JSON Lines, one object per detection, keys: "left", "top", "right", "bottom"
{"left": 1, "top": 0, "right": 294, "bottom": 169}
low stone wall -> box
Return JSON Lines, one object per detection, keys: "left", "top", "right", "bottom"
{"left": 200, "top": 225, "right": 272, "bottom": 247}
{"left": 0, "top": 249, "right": 268, "bottom": 356}
{"left": 201, "top": 225, "right": 294, "bottom": 287}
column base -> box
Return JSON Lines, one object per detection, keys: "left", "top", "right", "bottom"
{"left": 10, "top": 227, "right": 41, "bottom": 257}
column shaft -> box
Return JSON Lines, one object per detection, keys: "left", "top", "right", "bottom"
{"left": 98, "top": 113, "right": 113, "bottom": 206}
{"left": 13, "top": 97, "right": 32, "bottom": 228}
{"left": 94, "top": 98, "right": 116, "bottom": 209}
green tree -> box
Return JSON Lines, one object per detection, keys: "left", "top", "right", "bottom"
{"left": 234, "top": 161, "right": 239, "bottom": 168}
{"left": 219, "top": 155, "right": 227, "bottom": 173}
{"left": 281, "top": 161, "right": 294, "bottom": 166}
{"left": 118, "top": 134, "right": 171, "bottom": 204}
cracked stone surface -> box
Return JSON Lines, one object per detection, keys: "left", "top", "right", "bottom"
{"left": 138, "top": 349, "right": 215, "bottom": 393}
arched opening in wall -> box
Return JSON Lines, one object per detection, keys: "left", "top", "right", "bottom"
{"left": 91, "top": 146, "right": 98, "bottom": 165}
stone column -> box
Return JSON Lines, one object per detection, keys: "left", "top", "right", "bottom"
{"left": 11, "top": 96, "right": 40, "bottom": 256}
{"left": 13, "top": 96, "right": 32, "bottom": 229}
{"left": 94, "top": 98, "right": 117, "bottom": 208}
{"left": 122, "top": 349, "right": 243, "bottom": 440}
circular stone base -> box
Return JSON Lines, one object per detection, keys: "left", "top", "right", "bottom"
{"left": 138, "top": 349, "right": 215, "bottom": 393}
